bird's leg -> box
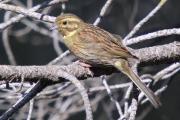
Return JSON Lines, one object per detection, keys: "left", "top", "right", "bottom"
{"left": 75, "top": 60, "right": 93, "bottom": 77}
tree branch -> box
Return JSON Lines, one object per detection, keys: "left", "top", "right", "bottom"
{"left": 0, "top": 42, "right": 178, "bottom": 84}
{"left": 134, "top": 41, "right": 180, "bottom": 64}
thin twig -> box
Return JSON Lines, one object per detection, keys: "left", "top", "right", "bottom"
{"left": 49, "top": 50, "right": 70, "bottom": 65}
{"left": 0, "top": 3, "right": 55, "bottom": 23}
{"left": 26, "top": 99, "right": 34, "bottom": 120}
{"left": 101, "top": 76, "right": 123, "bottom": 117}
{"left": 93, "top": 0, "right": 114, "bottom": 26}
{"left": 123, "top": 0, "right": 167, "bottom": 42}
{"left": 126, "top": 28, "right": 180, "bottom": 45}
{"left": 0, "top": 0, "right": 67, "bottom": 30}
{"left": 2, "top": 11, "right": 17, "bottom": 65}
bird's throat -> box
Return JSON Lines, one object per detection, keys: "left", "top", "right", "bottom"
{"left": 63, "top": 30, "right": 78, "bottom": 48}
{"left": 64, "top": 30, "right": 77, "bottom": 39}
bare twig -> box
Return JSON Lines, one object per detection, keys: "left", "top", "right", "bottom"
{"left": 93, "top": 0, "right": 114, "bottom": 26}
{"left": 101, "top": 76, "right": 123, "bottom": 117}
{"left": 0, "top": 0, "right": 67, "bottom": 30}
{"left": 0, "top": 3, "right": 55, "bottom": 23}
{"left": 126, "top": 28, "right": 180, "bottom": 45}
{"left": 2, "top": 11, "right": 17, "bottom": 65}
{"left": 26, "top": 99, "right": 34, "bottom": 120}
{"left": 49, "top": 50, "right": 70, "bottom": 65}
{"left": 123, "top": 0, "right": 167, "bottom": 42}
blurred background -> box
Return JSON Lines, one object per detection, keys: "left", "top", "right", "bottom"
{"left": 0, "top": 0, "right": 179, "bottom": 120}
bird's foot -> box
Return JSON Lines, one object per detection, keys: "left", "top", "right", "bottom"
{"left": 75, "top": 60, "right": 93, "bottom": 77}
{"left": 75, "top": 60, "right": 92, "bottom": 68}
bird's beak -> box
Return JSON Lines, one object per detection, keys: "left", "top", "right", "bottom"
{"left": 50, "top": 24, "right": 58, "bottom": 31}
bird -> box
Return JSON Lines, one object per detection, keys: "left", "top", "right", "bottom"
{"left": 53, "top": 13, "right": 161, "bottom": 108}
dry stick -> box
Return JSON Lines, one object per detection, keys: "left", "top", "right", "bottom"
{"left": 128, "top": 0, "right": 139, "bottom": 29}
{"left": 19, "top": 19, "right": 66, "bottom": 56}
{"left": 61, "top": 2, "right": 66, "bottom": 14}
{"left": 38, "top": 82, "right": 71, "bottom": 97}
{"left": 126, "top": 28, "right": 180, "bottom": 45}
{"left": 124, "top": 84, "right": 133, "bottom": 115}
{"left": 2, "top": 11, "right": 17, "bottom": 65}
{"left": 137, "top": 63, "right": 180, "bottom": 104}
{"left": 93, "top": 0, "right": 113, "bottom": 26}
{"left": 52, "top": 2, "right": 66, "bottom": 55}
{"left": 0, "top": 3, "right": 55, "bottom": 23}
{"left": 49, "top": 50, "right": 70, "bottom": 65}
{"left": 134, "top": 41, "right": 180, "bottom": 63}
{"left": 127, "top": 99, "right": 138, "bottom": 120}
{"left": 11, "top": 26, "right": 32, "bottom": 37}
{"left": 26, "top": 99, "right": 34, "bottom": 120}
{"left": 101, "top": 76, "right": 123, "bottom": 117}
{"left": 0, "top": 83, "right": 31, "bottom": 90}
{"left": 59, "top": 71, "right": 93, "bottom": 120}
{"left": 162, "top": 65, "right": 180, "bottom": 80}
{"left": 123, "top": 0, "right": 167, "bottom": 42}
{"left": 52, "top": 31, "right": 64, "bottom": 55}
{"left": 89, "top": 82, "right": 133, "bottom": 93}
{"left": 120, "top": 99, "right": 138, "bottom": 120}
{"left": 38, "top": 80, "right": 152, "bottom": 98}
{"left": 21, "top": 19, "right": 52, "bottom": 37}
{"left": 0, "top": 0, "right": 67, "bottom": 30}
{"left": 153, "top": 62, "right": 180, "bottom": 83}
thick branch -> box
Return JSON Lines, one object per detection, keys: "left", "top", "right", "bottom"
{"left": 0, "top": 63, "right": 92, "bottom": 83}
{"left": 134, "top": 41, "right": 180, "bottom": 64}
{"left": 0, "top": 63, "right": 93, "bottom": 120}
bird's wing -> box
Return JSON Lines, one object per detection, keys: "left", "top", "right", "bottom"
{"left": 79, "top": 24, "right": 136, "bottom": 59}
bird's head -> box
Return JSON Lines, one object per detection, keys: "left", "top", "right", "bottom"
{"left": 55, "top": 14, "right": 84, "bottom": 37}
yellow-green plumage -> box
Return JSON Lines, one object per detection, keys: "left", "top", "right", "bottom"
{"left": 55, "top": 13, "right": 161, "bottom": 108}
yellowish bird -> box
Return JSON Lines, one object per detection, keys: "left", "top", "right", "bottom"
{"left": 53, "top": 14, "right": 161, "bottom": 108}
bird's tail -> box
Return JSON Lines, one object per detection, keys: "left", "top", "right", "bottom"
{"left": 114, "top": 60, "right": 161, "bottom": 108}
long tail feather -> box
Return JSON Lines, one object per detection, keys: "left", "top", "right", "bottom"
{"left": 114, "top": 60, "right": 161, "bottom": 108}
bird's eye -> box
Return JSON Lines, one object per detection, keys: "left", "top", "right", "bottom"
{"left": 62, "top": 21, "right": 67, "bottom": 25}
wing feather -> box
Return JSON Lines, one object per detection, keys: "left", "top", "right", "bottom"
{"left": 78, "top": 24, "right": 135, "bottom": 59}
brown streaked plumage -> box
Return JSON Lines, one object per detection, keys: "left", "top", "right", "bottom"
{"left": 54, "top": 13, "right": 161, "bottom": 108}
